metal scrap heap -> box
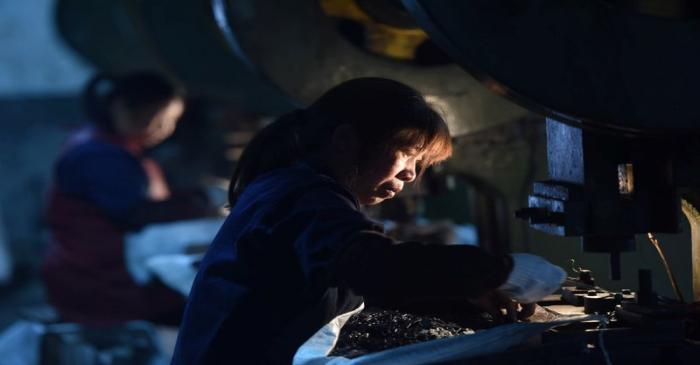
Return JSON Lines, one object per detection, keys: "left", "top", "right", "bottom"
{"left": 329, "top": 309, "right": 473, "bottom": 358}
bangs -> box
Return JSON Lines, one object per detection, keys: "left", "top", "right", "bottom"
{"left": 390, "top": 126, "right": 452, "bottom": 170}
{"left": 406, "top": 97, "right": 452, "bottom": 168}
{"left": 321, "top": 78, "right": 454, "bottom": 175}
{"left": 369, "top": 101, "right": 453, "bottom": 177}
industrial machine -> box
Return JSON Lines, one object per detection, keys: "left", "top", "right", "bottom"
{"left": 403, "top": 0, "right": 700, "bottom": 363}
{"left": 402, "top": 0, "right": 700, "bottom": 284}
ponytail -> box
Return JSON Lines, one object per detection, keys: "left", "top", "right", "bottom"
{"left": 228, "top": 109, "right": 309, "bottom": 205}
{"left": 82, "top": 74, "right": 117, "bottom": 132}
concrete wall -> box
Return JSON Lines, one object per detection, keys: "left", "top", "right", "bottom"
{"left": 0, "top": 98, "right": 82, "bottom": 272}
{"left": 0, "top": 0, "right": 93, "bottom": 97}
{"left": 0, "top": 0, "right": 93, "bottom": 274}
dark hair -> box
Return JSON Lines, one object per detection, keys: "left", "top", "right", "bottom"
{"left": 228, "top": 77, "right": 452, "bottom": 205}
{"left": 82, "top": 71, "right": 182, "bottom": 133}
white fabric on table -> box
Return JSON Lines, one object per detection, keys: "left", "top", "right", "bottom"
{"left": 294, "top": 309, "right": 599, "bottom": 365}
{"left": 145, "top": 254, "right": 200, "bottom": 296}
{"left": 0, "top": 321, "right": 43, "bottom": 365}
{"left": 124, "top": 217, "right": 224, "bottom": 286}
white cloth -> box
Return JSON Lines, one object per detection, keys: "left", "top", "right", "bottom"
{"left": 145, "top": 254, "right": 200, "bottom": 296}
{"left": 124, "top": 217, "right": 224, "bottom": 285}
{"left": 499, "top": 253, "right": 566, "bottom": 303}
{"left": 293, "top": 303, "right": 365, "bottom": 365}
{"left": 293, "top": 307, "right": 599, "bottom": 365}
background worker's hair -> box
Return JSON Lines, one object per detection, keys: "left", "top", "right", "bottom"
{"left": 82, "top": 71, "right": 182, "bottom": 133}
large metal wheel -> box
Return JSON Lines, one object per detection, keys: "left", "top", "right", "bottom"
{"left": 403, "top": 0, "right": 700, "bottom": 135}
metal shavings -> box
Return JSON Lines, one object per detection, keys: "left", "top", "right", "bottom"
{"left": 329, "top": 309, "right": 473, "bottom": 358}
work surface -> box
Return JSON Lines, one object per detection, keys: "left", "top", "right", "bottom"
{"left": 440, "top": 302, "right": 700, "bottom": 365}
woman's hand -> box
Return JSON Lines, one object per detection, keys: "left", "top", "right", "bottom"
{"left": 468, "top": 290, "right": 536, "bottom": 323}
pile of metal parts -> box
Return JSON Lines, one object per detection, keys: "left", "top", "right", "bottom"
{"left": 329, "top": 303, "right": 577, "bottom": 359}
{"left": 329, "top": 308, "right": 473, "bottom": 358}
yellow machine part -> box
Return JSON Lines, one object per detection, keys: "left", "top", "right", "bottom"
{"left": 320, "top": 0, "right": 428, "bottom": 61}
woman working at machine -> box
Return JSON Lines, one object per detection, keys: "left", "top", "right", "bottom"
{"left": 172, "top": 78, "right": 565, "bottom": 364}
{"left": 42, "top": 72, "right": 216, "bottom": 325}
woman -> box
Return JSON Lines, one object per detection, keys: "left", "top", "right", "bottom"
{"left": 172, "top": 78, "right": 564, "bottom": 364}
{"left": 42, "top": 72, "right": 214, "bottom": 325}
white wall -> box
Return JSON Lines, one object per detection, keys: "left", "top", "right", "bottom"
{"left": 0, "top": 0, "right": 93, "bottom": 97}
{"left": 0, "top": 210, "right": 11, "bottom": 284}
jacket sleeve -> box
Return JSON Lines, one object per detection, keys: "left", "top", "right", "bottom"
{"left": 330, "top": 230, "right": 513, "bottom": 299}
{"left": 289, "top": 187, "right": 513, "bottom": 301}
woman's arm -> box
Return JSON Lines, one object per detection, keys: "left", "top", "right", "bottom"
{"left": 57, "top": 146, "right": 217, "bottom": 229}
{"left": 122, "top": 189, "right": 217, "bottom": 228}
{"left": 287, "top": 190, "right": 512, "bottom": 301}
{"left": 330, "top": 231, "right": 513, "bottom": 299}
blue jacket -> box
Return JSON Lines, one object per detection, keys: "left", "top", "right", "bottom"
{"left": 172, "top": 164, "right": 512, "bottom": 364}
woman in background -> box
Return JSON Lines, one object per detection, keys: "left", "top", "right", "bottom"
{"left": 42, "top": 71, "right": 214, "bottom": 325}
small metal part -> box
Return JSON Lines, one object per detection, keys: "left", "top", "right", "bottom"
{"left": 514, "top": 207, "right": 565, "bottom": 225}
{"left": 617, "top": 163, "right": 635, "bottom": 197}
{"left": 680, "top": 198, "right": 700, "bottom": 302}
{"left": 569, "top": 259, "right": 580, "bottom": 274}
{"left": 583, "top": 291, "right": 616, "bottom": 314}
{"left": 569, "top": 259, "right": 596, "bottom": 286}
{"left": 647, "top": 233, "right": 685, "bottom": 303}
{"left": 579, "top": 270, "right": 595, "bottom": 286}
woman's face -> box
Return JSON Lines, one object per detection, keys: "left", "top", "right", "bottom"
{"left": 141, "top": 97, "right": 185, "bottom": 146}
{"left": 112, "top": 97, "right": 185, "bottom": 147}
{"left": 353, "top": 146, "right": 423, "bottom": 205}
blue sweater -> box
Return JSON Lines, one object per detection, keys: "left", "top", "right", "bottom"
{"left": 43, "top": 130, "right": 211, "bottom": 325}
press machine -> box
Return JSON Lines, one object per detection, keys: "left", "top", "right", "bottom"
{"left": 403, "top": 0, "right": 700, "bottom": 363}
